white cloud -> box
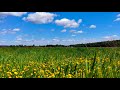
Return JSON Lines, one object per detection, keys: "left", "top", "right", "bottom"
{"left": 117, "top": 14, "right": 120, "bottom": 17}
{"left": 104, "top": 36, "right": 111, "bottom": 39}
{"left": 0, "top": 40, "right": 6, "bottom": 43}
{"left": 61, "top": 29, "right": 66, "bottom": 32}
{"left": 113, "top": 35, "right": 117, "bottom": 37}
{"left": 16, "top": 37, "right": 22, "bottom": 41}
{"left": 15, "top": 35, "right": 31, "bottom": 44}
{"left": 16, "top": 35, "right": 23, "bottom": 41}
{"left": 0, "top": 28, "right": 20, "bottom": 35}
{"left": 24, "top": 40, "right": 33, "bottom": 42}
{"left": 52, "top": 38, "right": 60, "bottom": 42}
{"left": 0, "top": 12, "right": 27, "bottom": 17}
{"left": 51, "top": 38, "right": 61, "bottom": 45}
{"left": 23, "top": 12, "right": 57, "bottom": 24}
{"left": 15, "top": 34, "right": 29, "bottom": 43}
{"left": 59, "top": 38, "right": 99, "bottom": 45}
{"left": 70, "top": 30, "right": 83, "bottom": 34}
{"left": 103, "top": 35, "right": 119, "bottom": 40}
{"left": 11, "top": 38, "right": 104, "bottom": 46}
{"left": 78, "top": 19, "right": 82, "bottom": 24}
{"left": 114, "top": 14, "right": 120, "bottom": 21}
{"left": 89, "top": 25, "right": 96, "bottom": 29}
{"left": 114, "top": 18, "right": 120, "bottom": 22}
{"left": 74, "top": 30, "right": 83, "bottom": 34}
{"left": 12, "top": 28, "right": 20, "bottom": 32}
{"left": 55, "top": 18, "right": 80, "bottom": 28}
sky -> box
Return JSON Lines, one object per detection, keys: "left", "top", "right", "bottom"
{"left": 0, "top": 12, "right": 120, "bottom": 45}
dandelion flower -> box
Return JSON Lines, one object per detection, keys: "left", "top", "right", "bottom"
{"left": 14, "top": 72, "right": 18, "bottom": 75}
{"left": 12, "top": 69, "right": 17, "bottom": 72}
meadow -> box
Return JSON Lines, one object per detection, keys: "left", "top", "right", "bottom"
{"left": 0, "top": 47, "right": 120, "bottom": 78}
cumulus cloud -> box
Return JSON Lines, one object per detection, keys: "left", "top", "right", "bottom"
{"left": 0, "top": 28, "right": 20, "bottom": 35}
{"left": 114, "top": 14, "right": 120, "bottom": 21}
{"left": 0, "top": 12, "right": 27, "bottom": 17}
{"left": 23, "top": 12, "right": 57, "bottom": 24}
{"left": 89, "top": 25, "right": 96, "bottom": 29}
{"left": 55, "top": 18, "right": 82, "bottom": 28}
{"left": 117, "top": 14, "right": 120, "bottom": 17}
{"left": 61, "top": 29, "right": 67, "bottom": 32}
{"left": 114, "top": 18, "right": 120, "bottom": 22}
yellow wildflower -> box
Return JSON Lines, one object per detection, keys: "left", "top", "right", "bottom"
{"left": 76, "top": 62, "right": 79, "bottom": 64}
{"left": 22, "top": 71, "right": 25, "bottom": 73}
{"left": 51, "top": 73, "right": 55, "bottom": 77}
{"left": 16, "top": 76, "right": 18, "bottom": 78}
{"left": 55, "top": 71, "right": 59, "bottom": 75}
{"left": 58, "top": 66, "right": 60, "bottom": 71}
{"left": 34, "top": 72, "right": 36, "bottom": 74}
{"left": 80, "top": 58, "right": 82, "bottom": 60}
{"left": 19, "top": 76, "right": 22, "bottom": 78}
{"left": 67, "top": 74, "right": 72, "bottom": 78}
{"left": 7, "top": 72, "right": 12, "bottom": 76}
{"left": 31, "top": 73, "right": 33, "bottom": 76}
{"left": 0, "top": 65, "right": 2, "bottom": 68}
{"left": 117, "top": 61, "right": 120, "bottom": 66}
{"left": 14, "top": 72, "right": 18, "bottom": 75}
{"left": 108, "top": 66, "right": 111, "bottom": 69}
{"left": 12, "top": 69, "right": 16, "bottom": 72}
{"left": 8, "top": 76, "right": 12, "bottom": 78}
{"left": 33, "top": 69, "right": 37, "bottom": 71}
{"left": 38, "top": 76, "right": 40, "bottom": 78}
{"left": 42, "top": 64, "right": 45, "bottom": 68}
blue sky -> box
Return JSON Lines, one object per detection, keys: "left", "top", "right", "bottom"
{"left": 0, "top": 12, "right": 120, "bottom": 45}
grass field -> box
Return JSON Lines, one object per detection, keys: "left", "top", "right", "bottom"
{"left": 0, "top": 47, "right": 120, "bottom": 78}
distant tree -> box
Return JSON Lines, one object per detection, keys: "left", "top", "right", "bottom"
{"left": 18, "top": 45, "right": 23, "bottom": 47}
{"left": 32, "top": 44, "right": 35, "bottom": 47}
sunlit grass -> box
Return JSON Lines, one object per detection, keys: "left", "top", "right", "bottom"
{"left": 0, "top": 47, "right": 120, "bottom": 78}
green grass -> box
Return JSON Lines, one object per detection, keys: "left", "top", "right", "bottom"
{"left": 0, "top": 47, "right": 120, "bottom": 78}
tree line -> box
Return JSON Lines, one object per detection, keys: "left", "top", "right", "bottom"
{"left": 1, "top": 40, "right": 120, "bottom": 47}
